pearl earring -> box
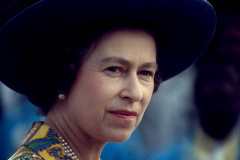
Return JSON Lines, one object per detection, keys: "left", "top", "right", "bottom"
{"left": 58, "top": 93, "right": 65, "bottom": 100}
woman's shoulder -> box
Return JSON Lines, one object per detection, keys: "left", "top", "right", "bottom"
{"left": 8, "top": 146, "right": 43, "bottom": 160}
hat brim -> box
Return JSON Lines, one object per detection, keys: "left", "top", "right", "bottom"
{"left": 0, "top": 0, "right": 216, "bottom": 95}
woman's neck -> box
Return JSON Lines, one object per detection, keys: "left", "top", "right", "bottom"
{"left": 44, "top": 101, "right": 105, "bottom": 160}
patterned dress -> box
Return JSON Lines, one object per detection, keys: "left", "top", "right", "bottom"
{"left": 9, "top": 122, "right": 101, "bottom": 160}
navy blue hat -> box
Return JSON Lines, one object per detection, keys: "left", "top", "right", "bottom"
{"left": 0, "top": 0, "right": 216, "bottom": 96}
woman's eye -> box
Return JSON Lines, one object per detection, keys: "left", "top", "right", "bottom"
{"left": 140, "top": 70, "right": 153, "bottom": 77}
{"left": 105, "top": 67, "right": 124, "bottom": 77}
{"left": 106, "top": 67, "right": 120, "bottom": 72}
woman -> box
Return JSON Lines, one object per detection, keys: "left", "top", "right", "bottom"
{"left": 0, "top": 0, "right": 216, "bottom": 159}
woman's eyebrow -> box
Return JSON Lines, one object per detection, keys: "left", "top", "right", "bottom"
{"left": 100, "top": 56, "right": 158, "bottom": 70}
{"left": 100, "top": 57, "right": 130, "bottom": 66}
{"left": 141, "top": 63, "right": 158, "bottom": 71}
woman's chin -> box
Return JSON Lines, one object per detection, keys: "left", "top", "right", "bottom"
{"left": 106, "top": 132, "right": 132, "bottom": 143}
{"left": 109, "top": 137, "right": 130, "bottom": 143}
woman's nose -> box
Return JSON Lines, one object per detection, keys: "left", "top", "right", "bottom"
{"left": 119, "top": 74, "right": 143, "bottom": 102}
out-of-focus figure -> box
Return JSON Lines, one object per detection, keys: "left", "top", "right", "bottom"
{"left": 193, "top": 13, "right": 240, "bottom": 160}
{"left": 150, "top": 13, "right": 240, "bottom": 160}
{"left": 193, "top": 64, "right": 240, "bottom": 160}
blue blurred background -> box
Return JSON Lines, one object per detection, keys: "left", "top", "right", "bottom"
{"left": 1, "top": 0, "right": 240, "bottom": 159}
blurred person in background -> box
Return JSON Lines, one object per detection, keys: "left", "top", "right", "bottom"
{"left": 192, "top": 13, "right": 240, "bottom": 160}
{"left": 193, "top": 63, "right": 240, "bottom": 160}
{"left": 150, "top": 13, "right": 240, "bottom": 160}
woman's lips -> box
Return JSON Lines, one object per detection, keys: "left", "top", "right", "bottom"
{"left": 109, "top": 110, "right": 137, "bottom": 121}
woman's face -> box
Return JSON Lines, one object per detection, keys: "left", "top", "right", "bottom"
{"left": 66, "top": 28, "right": 157, "bottom": 142}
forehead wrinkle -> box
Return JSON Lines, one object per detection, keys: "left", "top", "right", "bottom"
{"left": 100, "top": 56, "right": 131, "bottom": 66}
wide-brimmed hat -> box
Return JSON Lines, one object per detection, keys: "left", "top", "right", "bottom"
{"left": 0, "top": 0, "right": 216, "bottom": 96}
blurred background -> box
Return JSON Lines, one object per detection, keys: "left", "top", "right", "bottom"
{"left": 1, "top": 0, "right": 240, "bottom": 159}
